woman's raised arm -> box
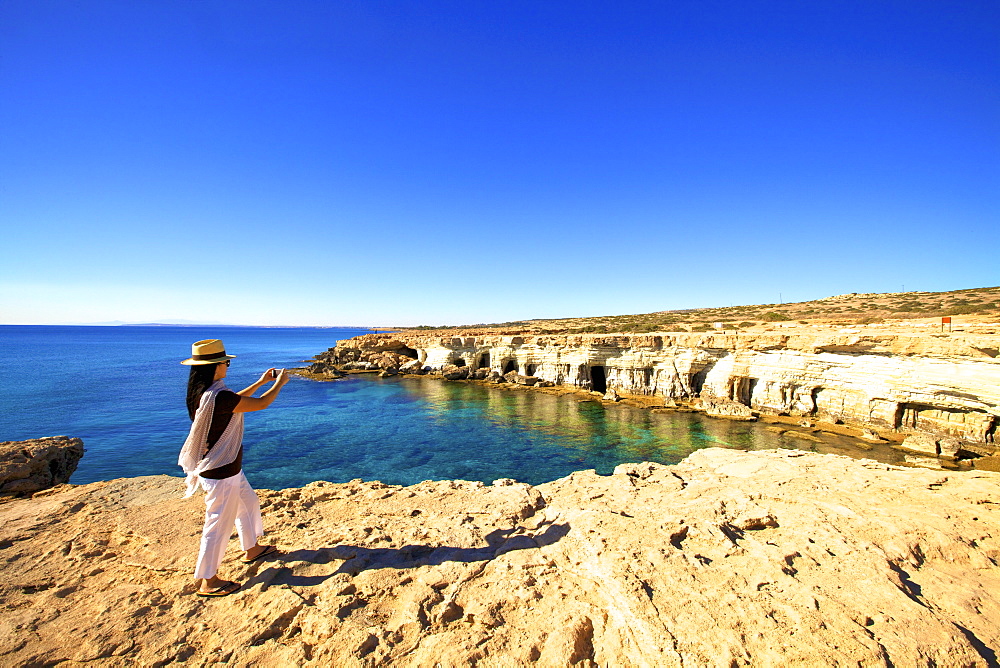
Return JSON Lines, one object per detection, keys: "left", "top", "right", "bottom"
{"left": 234, "top": 369, "right": 289, "bottom": 413}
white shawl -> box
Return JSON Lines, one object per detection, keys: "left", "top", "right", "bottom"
{"left": 177, "top": 380, "right": 245, "bottom": 497}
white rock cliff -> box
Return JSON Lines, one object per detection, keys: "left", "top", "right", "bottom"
{"left": 315, "top": 331, "right": 1000, "bottom": 445}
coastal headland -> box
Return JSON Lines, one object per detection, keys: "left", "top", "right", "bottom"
{"left": 304, "top": 325, "right": 1000, "bottom": 467}
{"left": 2, "top": 446, "right": 999, "bottom": 665}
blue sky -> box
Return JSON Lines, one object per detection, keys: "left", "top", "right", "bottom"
{"left": 2, "top": 1, "right": 997, "bottom": 326}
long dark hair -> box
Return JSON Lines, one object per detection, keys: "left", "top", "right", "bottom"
{"left": 186, "top": 364, "right": 221, "bottom": 421}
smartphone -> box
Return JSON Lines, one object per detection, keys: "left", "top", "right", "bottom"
{"left": 271, "top": 369, "right": 280, "bottom": 378}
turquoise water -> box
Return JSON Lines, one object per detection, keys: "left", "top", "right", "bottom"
{"left": 1, "top": 325, "right": 903, "bottom": 488}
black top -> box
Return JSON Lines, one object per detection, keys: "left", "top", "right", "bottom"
{"left": 201, "top": 390, "right": 243, "bottom": 480}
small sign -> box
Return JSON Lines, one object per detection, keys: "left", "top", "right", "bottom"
{"left": 941, "top": 317, "right": 952, "bottom": 324}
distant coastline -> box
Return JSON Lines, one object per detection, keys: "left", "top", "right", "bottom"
{"left": 0, "top": 323, "right": 378, "bottom": 329}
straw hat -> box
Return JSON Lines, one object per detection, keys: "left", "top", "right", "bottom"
{"left": 180, "top": 339, "right": 237, "bottom": 365}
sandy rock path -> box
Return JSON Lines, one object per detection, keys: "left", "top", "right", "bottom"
{"left": 1, "top": 448, "right": 998, "bottom": 666}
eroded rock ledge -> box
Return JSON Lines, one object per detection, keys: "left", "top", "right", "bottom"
{"left": 307, "top": 331, "right": 1000, "bottom": 450}
{"left": 0, "top": 436, "right": 84, "bottom": 497}
{"left": 2, "top": 448, "right": 998, "bottom": 666}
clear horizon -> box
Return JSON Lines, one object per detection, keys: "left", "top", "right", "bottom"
{"left": 4, "top": 283, "right": 998, "bottom": 329}
{"left": 2, "top": 1, "right": 997, "bottom": 327}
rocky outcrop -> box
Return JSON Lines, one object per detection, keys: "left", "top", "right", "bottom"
{"left": 698, "top": 396, "right": 755, "bottom": 420}
{"left": 0, "top": 436, "right": 84, "bottom": 497}
{"left": 1, "top": 448, "right": 998, "bottom": 665}
{"left": 900, "top": 433, "right": 963, "bottom": 459}
{"left": 311, "top": 331, "right": 1000, "bottom": 447}
{"left": 441, "top": 364, "right": 470, "bottom": 380}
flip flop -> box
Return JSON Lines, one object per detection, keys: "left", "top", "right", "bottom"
{"left": 241, "top": 544, "right": 279, "bottom": 563}
{"left": 197, "top": 581, "right": 241, "bottom": 597}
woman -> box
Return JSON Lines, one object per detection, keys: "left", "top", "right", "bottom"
{"left": 178, "top": 338, "right": 289, "bottom": 597}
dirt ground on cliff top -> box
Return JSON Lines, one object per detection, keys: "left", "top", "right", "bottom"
{"left": 392, "top": 286, "right": 1000, "bottom": 336}
{"left": 1, "top": 448, "right": 999, "bottom": 667}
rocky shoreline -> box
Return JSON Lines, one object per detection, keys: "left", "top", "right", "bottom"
{"left": 301, "top": 329, "right": 1000, "bottom": 469}
{"left": 2, "top": 445, "right": 999, "bottom": 666}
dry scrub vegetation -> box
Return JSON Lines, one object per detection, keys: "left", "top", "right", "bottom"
{"left": 401, "top": 286, "right": 1000, "bottom": 335}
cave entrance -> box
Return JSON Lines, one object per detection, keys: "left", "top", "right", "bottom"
{"left": 733, "top": 377, "right": 758, "bottom": 406}
{"left": 896, "top": 403, "right": 933, "bottom": 429}
{"left": 454, "top": 358, "right": 467, "bottom": 368}
{"left": 526, "top": 363, "right": 537, "bottom": 376}
{"left": 690, "top": 369, "right": 709, "bottom": 396}
{"left": 503, "top": 360, "right": 519, "bottom": 374}
{"left": 399, "top": 346, "right": 418, "bottom": 359}
{"left": 478, "top": 352, "right": 490, "bottom": 369}
{"left": 590, "top": 366, "right": 607, "bottom": 393}
{"left": 810, "top": 387, "right": 822, "bottom": 414}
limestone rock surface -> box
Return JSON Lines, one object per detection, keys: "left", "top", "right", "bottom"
{"left": 0, "top": 436, "right": 84, "bottom": 496}
{"left": 698, "top": 396, "right": 755, "bottom": 420}
{"left": 441, "top": 364, "right": 469, "bottom": 380}
{"left": 399, "top": 359, "right": 424, "bottom": 374}
{"left": 901, "top": 433, "right": 963, "bottom": 459}
{"left": 2, "top": 448, "right": 999, "bottom": 666}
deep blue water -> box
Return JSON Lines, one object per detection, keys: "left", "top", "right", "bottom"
{"left": 1, "top": 325, "right": 904, "bottom": 489}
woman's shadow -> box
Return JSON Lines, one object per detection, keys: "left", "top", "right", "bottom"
{"left": 249, "top": 520, "right": 571, "bottom": 589}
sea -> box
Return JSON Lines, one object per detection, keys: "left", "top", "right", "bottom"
{"left": 1, "top": 325, "right": 906, "bottom": 489}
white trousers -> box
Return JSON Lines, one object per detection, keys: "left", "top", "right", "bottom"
{"left": 194, "top": 472, "right": 264, "bottom": 580}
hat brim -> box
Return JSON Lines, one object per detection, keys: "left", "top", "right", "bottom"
{"left": 180, "top": 354, "right": 236, "bottom": 365}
